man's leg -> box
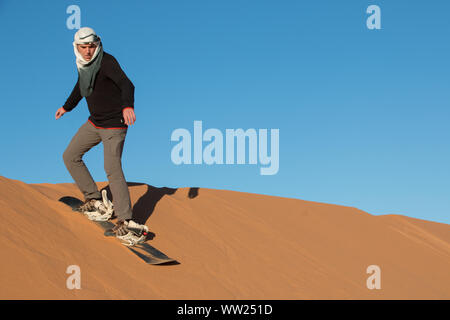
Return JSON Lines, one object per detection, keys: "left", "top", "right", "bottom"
{"left": 101, "top": 128, "right": 133, "bottom": 221}
{"left": 63, "top": 121, "right": 102, "bottom": 201}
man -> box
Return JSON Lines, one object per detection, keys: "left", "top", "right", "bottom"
{"left": 55, "top": 27, "right": 147, "bottom": 245}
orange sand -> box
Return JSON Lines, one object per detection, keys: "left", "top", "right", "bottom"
{"left": 0, "top": 175, "right": 449, "bottom": 299}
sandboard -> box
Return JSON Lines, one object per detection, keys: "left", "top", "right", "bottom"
{"left": 59, "top": 195, "right": 177, "bottom": 265}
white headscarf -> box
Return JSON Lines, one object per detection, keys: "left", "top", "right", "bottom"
{"left": 72, "top": 27, "right": 104, "bottom": 97}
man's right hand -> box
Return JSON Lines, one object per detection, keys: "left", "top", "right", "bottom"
{"left": 55, "top": 107, "right": 67, "bottom": 120}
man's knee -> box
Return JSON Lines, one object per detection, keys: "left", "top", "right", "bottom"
{"left": 63, "top": 148, "right": 81, "bottom": 166}
{"left": 63, "top": 148, "right": 71, "bottom": 164}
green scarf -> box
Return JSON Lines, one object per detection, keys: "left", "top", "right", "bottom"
{"left": 73, "top": 43, "right": 104, "bottom": 97}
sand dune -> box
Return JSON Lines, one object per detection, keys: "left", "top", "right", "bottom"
{"left": 0, "top": 175, "right": 449, "bottom": 299}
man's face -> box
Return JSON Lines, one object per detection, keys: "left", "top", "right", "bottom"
{"left": 76, "top": 43, "right": 98, "bottom": 61}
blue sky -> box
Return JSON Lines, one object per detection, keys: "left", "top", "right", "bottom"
{"left": 1, "top": 0, "right": 449, "bottom": 224}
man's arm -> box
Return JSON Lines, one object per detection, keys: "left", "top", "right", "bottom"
{"left": 62, "top": 76, "right": 82, "bottom": 112}
{"left": 104, "top": 56, "right": 135, "bottom": 111}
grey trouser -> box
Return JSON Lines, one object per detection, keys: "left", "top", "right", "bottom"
{"left": 63, "top": 120, "right": 132, "bottom": 221}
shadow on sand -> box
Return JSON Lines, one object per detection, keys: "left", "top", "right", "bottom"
{"left": 100, "top": 183, "right": 201, "bottom": 225}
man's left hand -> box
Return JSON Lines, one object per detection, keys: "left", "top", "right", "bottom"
{"left": 123, "top": 107, "right": 136, "bottom": 126}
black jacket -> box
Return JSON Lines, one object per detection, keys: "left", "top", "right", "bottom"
{"left": 63, "top": 52, "right": 135, "bottom": 128}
